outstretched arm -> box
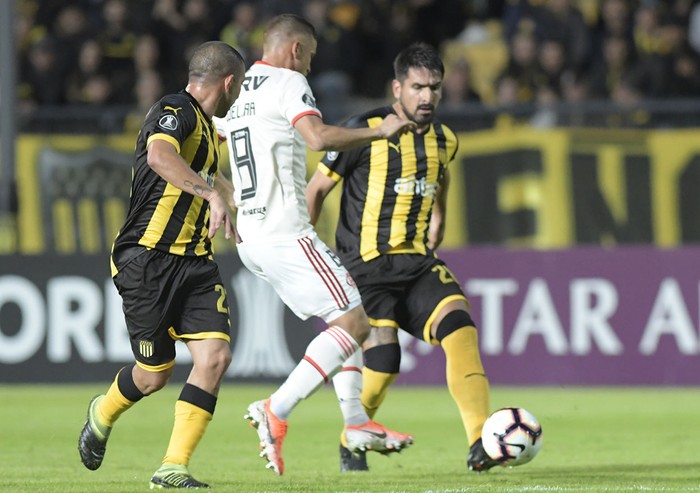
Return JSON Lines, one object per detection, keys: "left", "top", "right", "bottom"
{"left": 294, "top": 114, "right": 415, "bottom": 152}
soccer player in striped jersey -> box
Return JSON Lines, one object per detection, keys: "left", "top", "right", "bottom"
{"left": 214, "top": 13, "right": 414, "bottom": 475}
{"left": 78, "top": 41, "right": 246, "bottom": 489}
{"left": 307, "top": 42, "right": 498, "bottom": 473}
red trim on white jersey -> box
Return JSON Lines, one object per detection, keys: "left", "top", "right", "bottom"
{"left": 341, "top": 366, "right": 363, "bottom": 373}
{"left": 297, "top": 237, "right": 350, "bottom": 308}
{"left": 291, "top": 110, "right": 322, "bottom": 126}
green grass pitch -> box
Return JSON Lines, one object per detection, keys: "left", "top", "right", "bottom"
{"left": 1, "top": 384, "right": 699, "bottom": 492}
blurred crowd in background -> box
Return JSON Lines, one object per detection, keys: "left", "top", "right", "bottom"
{"left": 13, "top": 0, "right": 700, "bottom": 131}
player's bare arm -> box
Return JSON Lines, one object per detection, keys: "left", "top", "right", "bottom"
{"left": 427, "top": 168, "right": 450, "bottom": 250}
{"left": 147, "top": 139, "right": 227, "bottom": 238}
{"left": 295, "top": 113, "right": 416, "bottom": 152}
{"left": 213, "top": 170, "right": 236, "bottom": 212}
{"left": 213, "top": 173, "right": 240, "bottom": 242}
{"left": 306, "top": 170, "right": 337, "bottom": 225}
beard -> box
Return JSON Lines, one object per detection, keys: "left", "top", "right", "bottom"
{"left": 400, "top": 101, "right": 434, "bottom": 126}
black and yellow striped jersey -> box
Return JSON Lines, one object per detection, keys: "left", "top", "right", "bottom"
{"left": 111, "top": 90, "right": 220, "bottom": 276}
{"left": 317, "top": 106, "right": 458, "bottom": 269}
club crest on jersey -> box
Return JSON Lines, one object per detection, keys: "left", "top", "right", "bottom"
{"left": 302, "top": 93, "right": 317, "bottom": 108}
{"left": 326, "top": 151, "right": 339, "bottom": 162}
{"left": 158, "top": 114, "right": 178, "bottom": 131}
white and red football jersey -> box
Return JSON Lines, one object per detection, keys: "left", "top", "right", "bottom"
{"left": 214, "top": 61, "right": 322, "bottom": 244}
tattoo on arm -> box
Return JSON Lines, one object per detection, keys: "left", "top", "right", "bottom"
{"left": 184, "top": 179, "right": 211, "bottom": 197}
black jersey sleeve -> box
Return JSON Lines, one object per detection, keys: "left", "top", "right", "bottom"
{"left": 145, "top": 93, "right": 197, "bottom": 153}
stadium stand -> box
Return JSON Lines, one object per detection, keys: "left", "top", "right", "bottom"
{"left": 12, "top": 0, "right": 700, "bottom": 133}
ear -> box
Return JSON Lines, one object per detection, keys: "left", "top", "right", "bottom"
{"left": 391, "top": 79, "right": 401, "bottom": 99}
{"left": 223, "top": 73, "right": 234, "bottom": 91}
{"left": 292, "top": 40, "right": 302, "bottom": 60}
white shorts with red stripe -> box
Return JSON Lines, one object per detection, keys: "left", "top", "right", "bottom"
{"left": 236, "top": 232, "right": 362, "bottom": 323}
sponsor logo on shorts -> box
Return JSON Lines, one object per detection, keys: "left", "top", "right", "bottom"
{"left": 242, "top": 207, "right": 266, "bottom": 218}
{"left": 325, "top": 249, "right": 342, "bottom": 267}
{"left": 139, "top": 340, "right": 154, "bottom": 358}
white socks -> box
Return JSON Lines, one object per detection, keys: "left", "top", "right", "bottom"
{"left": 270, "top": 325, "right": 360, "bottom": 420}
{"left": 332, "top": 349, "right": 368, "bottom": 426}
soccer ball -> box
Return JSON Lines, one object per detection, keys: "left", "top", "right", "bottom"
{"left": 481, "top": 407, "right": 543, "bottom": 467}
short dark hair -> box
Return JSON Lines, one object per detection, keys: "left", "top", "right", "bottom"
{"left": 264, "top": 13, "right": 317, "bottom": 42}
{"left": 188, "top": 41, "right": 246, "bottom": 82}
{"left": 393, "top": 42, "right": 444, "bottom": 81}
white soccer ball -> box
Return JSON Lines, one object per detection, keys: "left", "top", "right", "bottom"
{"left": 481, "top": 407, "right": 543, "bottom": 467}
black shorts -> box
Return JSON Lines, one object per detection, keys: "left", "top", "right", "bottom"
{"left": 350, "top": 254, "right": 470, "bottom": 344}
{"left": 112, "top": 249, "right": 231, "bottom": 369}
{"left": 350, "top": 254, "right": 469, "bottom": 344}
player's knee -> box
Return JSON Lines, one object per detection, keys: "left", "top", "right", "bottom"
{"left": 333, "top": 306, "right": 371, "bottom": 345}
{"left": 434, "top": 310, "right": 475, "bottom": 343}
{"left": 364, "top": 343, "right": 401, "bottom": 374}
{"left": 363, "top": 325, "right": 399, "bottom": 348}
{"left": 134, "top": 365, "right": 172, "bottom": 395}
{"left": 143, "top": 375, "right": 169, "bottom": 395}
{"left": 210, "top": 349, "right": 232, "bottom": 378}
{"left": 354, "top": 317, "right": 371, "bottom": 344}
{"left": 222, "top": 348, "right": 233, "bottom": 371}
{"left": 198, "top": 345, "right": 232, "bottom": 378}
{"left": 218, "top": 349, "right": 233, "bottom": 376}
